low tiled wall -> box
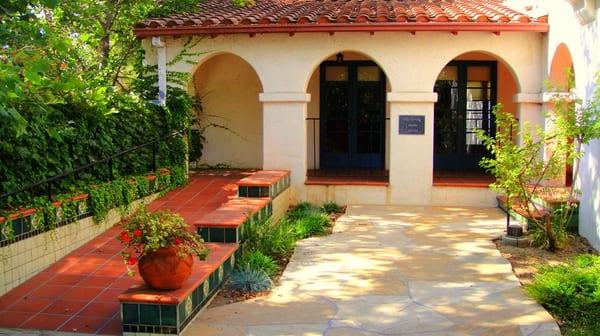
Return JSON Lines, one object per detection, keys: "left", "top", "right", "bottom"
{"left": 0, "top": 194, "right": 158, "bottom": 296}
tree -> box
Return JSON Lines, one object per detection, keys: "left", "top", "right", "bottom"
{"left": 478, "top": 73, "right": 600, "bottom": 251}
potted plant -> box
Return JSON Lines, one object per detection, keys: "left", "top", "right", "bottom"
{"left": 118, "top": 209, "right": 209, "bottom": 290}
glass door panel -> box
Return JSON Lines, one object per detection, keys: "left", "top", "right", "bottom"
{"left": 320, "top": 62, "right": 385, "bottom": 170}
{"left": 434, "top": 62, "right": 497, "bottom": 171}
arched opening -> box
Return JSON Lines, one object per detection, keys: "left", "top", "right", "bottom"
{"left": 305, "top": 51, "right": 391, "bottom": 183}
{"left": 549, "top": 43, "right": 574, "bottom": 91}
{"left": 548, "top": 43, "right": 575, "bottom": 186}
{"left": 191, "top": 53, "right": 264, "bottom": 168}
{"left": 432, "top": 51, "right": 519, "bottom": 185}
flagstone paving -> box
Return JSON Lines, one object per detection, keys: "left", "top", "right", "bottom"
{"left": 185, "top": 205, "right": 560, "bottom": 336}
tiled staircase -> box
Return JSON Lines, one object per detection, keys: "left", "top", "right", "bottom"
{"left": 118, "top": 171, "right": 290, "bottom": 335}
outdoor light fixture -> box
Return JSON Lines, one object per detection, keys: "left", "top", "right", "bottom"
{"left": 336, "top": 52, "right": 344, "bottom": 63}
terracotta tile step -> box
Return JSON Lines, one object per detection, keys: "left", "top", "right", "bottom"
{"left": 194, "top": 198, "right": 273, "bottom": 243}
{"left": 237, "top": 170, "right": 290, "bottom": 198}
{"left": 118, "top": 243, "right": 240, "bottom": 334}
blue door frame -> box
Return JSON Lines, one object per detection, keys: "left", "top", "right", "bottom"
{"left": 319, "top": 61, "right": 386, "bottom": 170}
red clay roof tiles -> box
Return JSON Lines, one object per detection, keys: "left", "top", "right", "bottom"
{"left": 135, "top": 0, "right": 548, "bottom": 36}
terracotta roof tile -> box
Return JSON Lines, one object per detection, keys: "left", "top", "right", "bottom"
{"left": 135, "top": 0, "right": 548, "bottom": 36}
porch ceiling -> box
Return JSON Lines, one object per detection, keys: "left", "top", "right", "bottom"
{"left": 134, "top": 0, "right": 548, "bottom": 37}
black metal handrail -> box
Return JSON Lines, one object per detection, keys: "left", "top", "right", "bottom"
{"left": 1, "top": 130, "right": 184, "bottom": 204}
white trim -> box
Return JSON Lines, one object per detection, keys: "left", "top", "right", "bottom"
{"left": 387, "top": 92, "right": 438, "bottom": 103}
{"left": 541, "top": 91, "right": 572, "bottom": 103}
{"left": 259, "top": 92, "right": 311, "bottom": 103}
{"left": 513, "top": 93, "right": 543, "bottom": 104}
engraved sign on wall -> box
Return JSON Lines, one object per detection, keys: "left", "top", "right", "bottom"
{"left": 398, "top": 115, "right": 425, "bottom": 135}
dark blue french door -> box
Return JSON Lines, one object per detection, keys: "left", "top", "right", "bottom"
{"left": 320, "top": 61, "right": 386, "bottom": 169}
{"left": 434, "top": 61, "right": 497, "bottom": 171}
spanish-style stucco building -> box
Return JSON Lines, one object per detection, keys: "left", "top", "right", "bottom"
{"left": 135, "top": 0, "right": 600, "bottom": 250}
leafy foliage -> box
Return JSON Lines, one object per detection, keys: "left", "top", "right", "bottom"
{"left": 0, "top": 0, "right": 206, "bottom": 209}
{"left": 321, "top": 201, "right": 343, "bottom": 214}
{"left": 245, "top": 218, "right": 297, "bottom": 260}
{"left": 228, "top": 264, "right": 273, "bottom": 293}
{"left": 526, "top": 254, "right": 600, "bottom": 331}
{"left": 294, "top": 213, "right": 332, "bottom": 239}
{"left": 285, "top": 202, "right": 321, "bottom": 221}
{"left": 239, "top": 250, "right": 279, "bottom": 278}
{"left": 477, "top": 73, "right": 600, "bottom": 251}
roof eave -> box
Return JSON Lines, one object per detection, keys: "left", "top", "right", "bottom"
{"left": 134, "top": 22, "right": 549, "bottom": 38}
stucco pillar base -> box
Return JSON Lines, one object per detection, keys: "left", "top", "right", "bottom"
{"left": 260, "top": 92, "right": 310, "bottom": 203}
{"left": 388, "top": 92, "right": 437, "bottom": 205}
{"left": 514, "top": 93, "right": 544, "bottom": 146}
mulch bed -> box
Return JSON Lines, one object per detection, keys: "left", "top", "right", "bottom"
{"left": 495, "top": 235, "right": 597, "bottom": 286}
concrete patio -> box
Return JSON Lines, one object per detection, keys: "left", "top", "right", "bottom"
{"left": 185, "top": 205, "right": 560, "bottom": 336}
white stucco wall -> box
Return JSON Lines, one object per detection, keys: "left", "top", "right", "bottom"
{"left": 192, "top": 53, "right": 263, "bottom": 168}
{"left": 149, "top": 30, "right": 546, "bottom": 205}
{"left": 543, "top": 0, "right": 600, "bottom": 250}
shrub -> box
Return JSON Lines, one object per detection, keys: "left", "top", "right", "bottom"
{"left": 526, "top": 254, "right": 600, "bottom": 329}
{"left": 321, "top": 202, "right": 343, "bottom": 214}
{"left": 244, "top": 218, "right": 296, "bottom": 260}
{"left": 239, "top": 250, "right": 279, "bottom": 278}
{"left": 294, "top": 213, "right": 332, "bottom": 239}
{"left": 228, "top": 264, "right": 273, "bottom": 293}
{"left": 286, "top": 202, "right": 321, "bottom": 221}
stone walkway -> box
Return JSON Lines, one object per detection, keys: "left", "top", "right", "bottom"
{"left": 185, "top": 205, "right": 560, "bottom": 336}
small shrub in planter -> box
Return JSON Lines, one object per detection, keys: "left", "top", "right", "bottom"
{"left": 228, "top": 264, "right": 273, "bottom": 293}
{"left": 239, "top": 250, "right": 279, "bottom": 278}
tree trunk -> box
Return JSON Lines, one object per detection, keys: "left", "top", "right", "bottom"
{"left": 544, "top": 214, "right": 557, "bottom": 251}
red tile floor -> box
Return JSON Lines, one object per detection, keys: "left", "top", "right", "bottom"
{"left": 0, "top": 170, "right": 253, "bottom": 335}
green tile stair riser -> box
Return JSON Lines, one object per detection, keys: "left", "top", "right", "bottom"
{"left": 225, "top": 228, "right": 237, "bottom": 243}
{"left": 139, "top": 304, "right": 160, "bottom": 326}
{"left": 210, "top": 228, "right": 225, "bottom": 243}
{"left": 161, "top": 305, "right": 177, "bottom": 326}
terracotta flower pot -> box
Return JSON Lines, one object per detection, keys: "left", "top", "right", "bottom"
{"left": 138, "top": 247, "right": 194, "bottom": 290}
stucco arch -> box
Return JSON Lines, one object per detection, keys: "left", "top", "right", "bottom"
{"left": 187, "top": 51, "right": 264, "bottom": 95}
{"left": 429, "top": 50, "right": 522, "bottom": 94}
{"left": 549, "top": 43, "right": 575, "bottom": 91}
{"left": 303, "top": 49, "right": 393, "bottom": 92}
{"left": 191, "top": 52, "right": 264, "bottom": 169}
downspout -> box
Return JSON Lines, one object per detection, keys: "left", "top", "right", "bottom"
{"left": 152, "top": 36, "right": 167, "bottom": 106}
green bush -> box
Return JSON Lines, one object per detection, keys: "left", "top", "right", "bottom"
{"left": 228, "top": 264, "right": 273, "bottom": 293}
{"left": 294, "top": 213, "right": 332, "bottom": 239}
{"left": 526, "top": 254, "right": 600, "bottom": 329}
{"left": 321, "top": 202, "right": 343, "bottom": 214}
{"left": 239, "top": 250, "right": 279, "bottom": 278}
{"left": 285, "top": 202, "right": 321, "bottom": 221}
{"left": 244, "top": 218, "right": 296, "bottom": 260}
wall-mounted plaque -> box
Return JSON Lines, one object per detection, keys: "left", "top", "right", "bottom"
{"left": 399, "top": 115, "right": 425, "bottom": 135}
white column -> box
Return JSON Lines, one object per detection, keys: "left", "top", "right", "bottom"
{"left": 260, "top": 92, "right": 311, "bottom": 203}
{"left": 151, "top": 37, "right": 167, "bottom": 105}
{"left": 514, "top": 93, "right": 544, "bottom": 146}
{"left": 388, "top": 92, "right": 438, "bottom": 205}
